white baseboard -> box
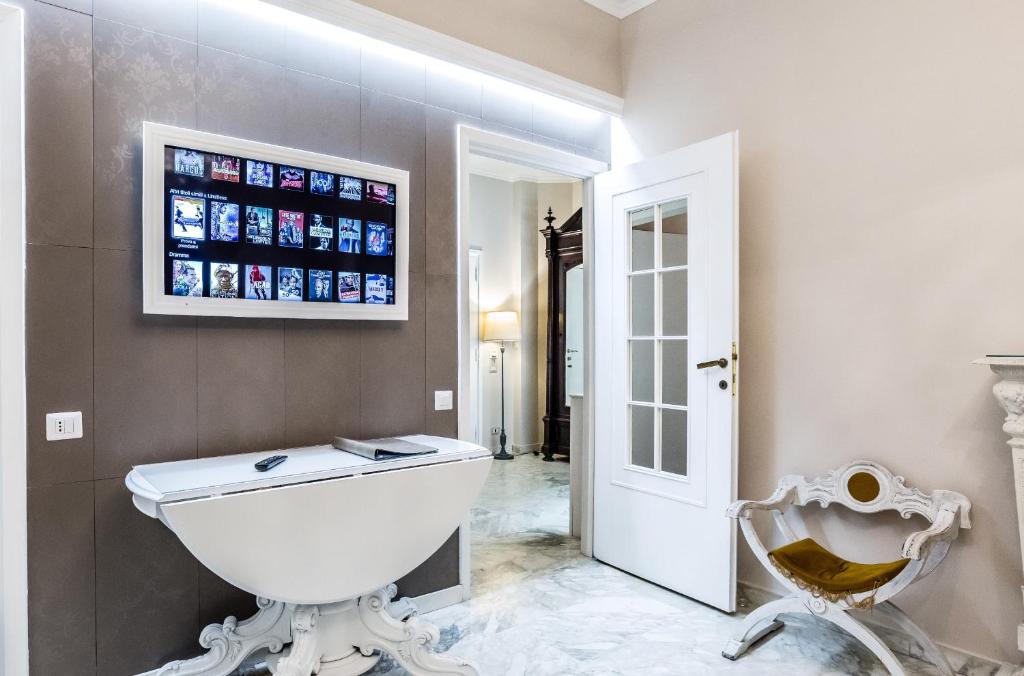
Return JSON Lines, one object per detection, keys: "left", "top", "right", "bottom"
{"left": 737, "top": 581, "right": 1016, "bottom": 674}
{"left": 511, "top": 443, "right": 541, "bottom": 455}
{"left": 410, "top": 585, "right": 466, "bottom": 614}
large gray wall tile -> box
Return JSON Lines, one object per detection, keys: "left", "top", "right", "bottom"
{"left": 199, "top": 565, "right": 254, "bottom": 630}
{"left": 38, "top": 0, "right": 93, "bottom": 13}
{"left": 198, "top": 0, "right": 359, "bottom": 84}
{"left": 282, "top": 16, "right": 360, "bottom": 85}
{"left": 94, "top": 20, "right": 198, "bottom": 251}
{"left": 94, "top": 0, "right": 197, "bottom": 42}
{"left": 284, "top": 320, "right": 361, "bottom": 447}
{"left": 361, "top": 48, "right": 425, "bottom": 103}
{"left": 361, "top": 91, "right": 425, "bottom": 273}
{"left": 481, "top": 80, "right": 532, "bottom": 133}
{"left": 395, "top": 530, "right": 460, "bottom": 598}
{"left": 532, "top": 95, "right": 578, "bottom": 146}
{"left": 26, "top": 245, "right": 93, "bottom": 486}
{"left": 27, "top": 482, "right": 96, "bottom": 676}
{"left": 426, "top": 63, "right": 482, "bottom": 118}
{"left": 425, "top": 108, "right": 477, "bottom": 274}
{"left": 197, "top": 0, "right": 284, "bottom": 63}
{"left": 95, "top": 478, "right": 200, "bottom": 675}
{"left": 360, "top": 272, "right": 426, "bottom": 438}
{"left": 25, "top": 2, "right": 93, "bottom": 247}
{"left": 425, "top": 274, "right": 457, "bottom": 437}
{"left": 197, "top": 47, "right": 290, "bottom": 147}
{"left": 575, "top": 113, "right": 611, "bottom": 162}
{"left": 197, "top": 319, "right": 285, "bottom": 456}
{"left": 281, "top": 73, "right": 361, "bottom": 159}
{"left": 94, "top": 249, "right": 197, "bottom": 478}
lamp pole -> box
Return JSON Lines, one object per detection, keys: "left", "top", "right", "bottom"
{"left": 495, "top": 341, "right": 514, "bottom": 460}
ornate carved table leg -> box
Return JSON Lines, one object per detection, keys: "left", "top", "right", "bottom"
{"left": 137, "top": 598, "right": 292, "bottom": 676}
{"left": 270, "top": 606, "right": 322, "bottom": 676}
{"left": 976, "top": 356, "right": 1024, "bottom": 652}
{"left": 354, "top": 585, "right": 479, "bottom": 676}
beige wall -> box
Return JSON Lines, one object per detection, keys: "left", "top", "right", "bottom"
{"left": 353, "top": 0, "right": 623, "bottom": 96}
{"left": 622, "top": 0, "right": 1024, "bottom": 663}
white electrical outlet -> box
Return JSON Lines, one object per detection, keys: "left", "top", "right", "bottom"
{"left": 433, "top": 390, "right": 453, "bottom": 411}
{"left": 491, "top": 427, "right": 500, "bottom": 435}
{"left": 46, "top": 411, "right": 83, "bottom": 441}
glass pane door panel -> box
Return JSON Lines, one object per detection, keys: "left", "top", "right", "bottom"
{"left": 661, "top": 198, "right": 688, "bottom": 268}
{"left": 661, "top": 408, "right": 688, "bottom": 476}
{"left": 662, "top": 340, "right": 688, "bottom": 406}
{"left": 662, "top": 268, "right": 687, "bottom": 336}
{"left": 630, "top": 340, "right": 655, "bottom": 403}
{"left": 630, "top": 207, "right": 656, "bottom": 271}
{"left": 630, "top": 274, "right": 654, "bottom": 336}
{"left": 630, "top": 405, "right": 655, "bottom": 469}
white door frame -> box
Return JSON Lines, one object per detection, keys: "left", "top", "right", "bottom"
{"left": 467, "top": 247, "right": 483, "bottom": 446}
{"left": 0, "top": 2, "right": 28, "bottom": 673}
{"left": 457, "top": 126, "right": 608, "bottom": 593}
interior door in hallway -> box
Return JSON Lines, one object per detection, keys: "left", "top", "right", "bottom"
{"left": 592, "top": 132, "right": 738, "bottom": 612}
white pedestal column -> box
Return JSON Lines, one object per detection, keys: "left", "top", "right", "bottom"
{"left": 975, "top": 356, "right": 1024, "bottom": 652}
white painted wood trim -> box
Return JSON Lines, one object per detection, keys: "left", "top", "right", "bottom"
{"left": 0, "top": 4, "right": 27, "bottom": 674}
{"left": 261, "top": 0, "right": 624, "bottom": 115}
{"left": 411, "top": 584, "right": 467, "bottom": 615}
{"left": 456, "top": 126, "right": 608, "bottom": 582}
{"left": 142, "top": 122, "right": 410, "bottom": 320}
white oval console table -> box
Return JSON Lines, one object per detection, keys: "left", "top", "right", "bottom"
{"left": 976, "top": 356, "right": 1024, "bottom": 652}
{"left": 125, "top": 435, "right": 491, "bottom": 676}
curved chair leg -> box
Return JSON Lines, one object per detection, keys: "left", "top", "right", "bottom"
{"left": 871, "top": 602, "right": 953, "bottom": 676}
{"left": 721, "top": 596, "right": 793, "bottom": 660}
{"left": 825, "top": 609, "right": 905, "bottom": 676}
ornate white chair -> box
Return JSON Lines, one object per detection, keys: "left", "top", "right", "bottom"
{"left": 722, "top": 461, "right": 971, "bottom": 675}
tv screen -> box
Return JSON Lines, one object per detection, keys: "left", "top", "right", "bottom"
{"left": 143, "top": 123, "right": 408, "bottom": 320}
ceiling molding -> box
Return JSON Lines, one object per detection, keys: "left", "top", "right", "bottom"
{"left": 582, "top": 0, "right": 658, "bottom": 19}
{"left": 262, "top": 0, "right": 624, "bottom": 116}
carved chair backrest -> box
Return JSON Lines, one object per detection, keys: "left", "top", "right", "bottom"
{"left": 777, "top": 461, "right": 971, "bottom": 528}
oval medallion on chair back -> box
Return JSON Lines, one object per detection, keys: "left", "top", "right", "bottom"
{"left": 848, "top": 471, "right": 881, "bottom": 504}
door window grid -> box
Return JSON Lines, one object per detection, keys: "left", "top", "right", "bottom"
{"left": 627, "top": 199, "right": 688, "bottom": 476}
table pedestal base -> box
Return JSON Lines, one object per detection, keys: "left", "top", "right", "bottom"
{"left": 137, "top": 585, "right": 477, "bottom": 676}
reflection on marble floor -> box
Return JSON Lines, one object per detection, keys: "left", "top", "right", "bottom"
{"left": 366, "top": 453, "right": 1008, "bottom": 676}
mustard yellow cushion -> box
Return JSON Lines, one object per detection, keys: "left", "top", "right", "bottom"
{"left": 769, "top": 538, "right": 909, "bottom": 594}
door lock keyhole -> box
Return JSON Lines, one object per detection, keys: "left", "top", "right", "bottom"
{"left": 719, "top": 380, "right": 728, "bottom": 390}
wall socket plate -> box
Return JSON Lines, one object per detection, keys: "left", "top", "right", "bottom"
{"left": 46, "top": 411, "right": 82, "bottom": 441}
{"left": 433, "top": 390, "right": 453, "bottom": 411}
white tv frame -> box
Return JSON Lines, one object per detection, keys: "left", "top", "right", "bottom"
{"left": 143, "top": 122, "right": 409, "bottom": 320}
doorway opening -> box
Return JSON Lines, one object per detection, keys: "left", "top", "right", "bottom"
{"left": 455, "top": 127, "right": 607, "bottom": 598}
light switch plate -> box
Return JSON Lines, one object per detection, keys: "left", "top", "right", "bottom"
{"left": 434, "top": 390, "right": 453, "bottom": 411}
{"left": 46, "top": 411, "right": 83, "bottom": 441}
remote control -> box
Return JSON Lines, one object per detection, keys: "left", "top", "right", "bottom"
{"left": 254, "top": 455, "right": 287, "bottom": 472}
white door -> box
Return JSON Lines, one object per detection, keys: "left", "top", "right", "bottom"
{"left": 592, "top": 132, "right": 738, "bottom": 611}
{"left": 565, "top": 264, "right": 585, "bottom": 405}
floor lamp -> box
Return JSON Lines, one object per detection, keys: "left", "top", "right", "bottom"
{"left": 483, "top": 311, "right": 519, "bottom": 460}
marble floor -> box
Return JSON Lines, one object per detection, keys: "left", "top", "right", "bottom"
{"left": 364, "top": 453, "right": 994, "bottom": 676}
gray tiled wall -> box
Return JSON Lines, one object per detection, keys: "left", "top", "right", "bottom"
{"left": 18, "top": 0, "right": 610, "bottom": 673}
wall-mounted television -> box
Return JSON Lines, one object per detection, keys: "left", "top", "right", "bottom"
{"left": 143, "top": 122, "right": 409, "bottom": 320}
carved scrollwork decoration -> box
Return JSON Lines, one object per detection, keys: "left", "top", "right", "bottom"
{"left": 356, "top": 586, "right": 480, "bottom": 676}
{"left": 140, "top": 597, "right": 292, "bottom": 676}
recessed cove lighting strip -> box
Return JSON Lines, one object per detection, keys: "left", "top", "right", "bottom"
{"left": 242, "top": 0, "right": 624, "bottom": 116}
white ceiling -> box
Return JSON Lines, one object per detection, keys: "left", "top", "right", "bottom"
{"left": 467, "top": 154, "right": 579, "bottom": 184}
{"left": 581, "top": 0, "right": 658, "bottom": 19}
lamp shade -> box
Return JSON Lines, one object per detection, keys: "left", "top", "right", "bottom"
{"left": 482, "top": 311, "right": 519, "bottom": 342}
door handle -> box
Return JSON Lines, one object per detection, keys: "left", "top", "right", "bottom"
{"left": 697, "top": 357, "right": 728, "bottom": 370}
